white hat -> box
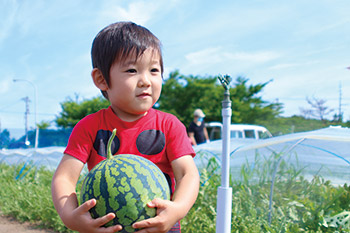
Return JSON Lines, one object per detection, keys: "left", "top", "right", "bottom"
{"left": 194, "top": 109, "right": 205, "bottom": 117}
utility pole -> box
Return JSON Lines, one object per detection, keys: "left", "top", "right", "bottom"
{"left": 22, "top": 96, "right": 31, "bottom": 146}
{"left": 338, "top": 82, "right": 343, "bottom": 122}
{"left": 13, "top": 79, "right": 38, "bottom": 149}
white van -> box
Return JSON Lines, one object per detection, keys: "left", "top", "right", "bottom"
{"left": 206, "top": 122, "right": 272, "bottom": 140}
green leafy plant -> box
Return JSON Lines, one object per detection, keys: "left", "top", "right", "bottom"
{"left": 182, "top": 151, "right": 350, "bottom": 233}
{"left": 1, "top": 151, "right": 350, "bottom": 233}
{"left": 0, "top": 163, "right": 78, "bottom": 232}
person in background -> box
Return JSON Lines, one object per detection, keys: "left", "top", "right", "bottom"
{"left": 188, "top": 109, "right": 210, "bottom": 146}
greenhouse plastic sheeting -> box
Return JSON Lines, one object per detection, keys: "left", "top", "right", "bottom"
{"left": 0, "top": 146, "right": 65, "bottom": 170}
{"left": 194, "top": 126, "right": 350, "bottom": 185}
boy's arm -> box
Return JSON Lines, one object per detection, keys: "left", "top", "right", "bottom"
{"left": 132, "top": 155, "right": 199, "bottom": 233}
{"left": 170, "top": 155, "right": 200, "bottom": 218}
{"left": 51, "top": 154, "right": 122, "bottom": 233}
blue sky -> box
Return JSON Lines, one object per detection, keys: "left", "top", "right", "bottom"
{"left": 1, "top": 0, "right": 350, "bottom": 138}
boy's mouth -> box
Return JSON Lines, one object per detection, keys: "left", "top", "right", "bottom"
{"left": 137, "top": 92, "right": 151, "bottom": 98}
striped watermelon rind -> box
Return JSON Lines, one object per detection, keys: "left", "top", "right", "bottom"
{"left": 80, "top": 129, "right": 170, "bottom": 233}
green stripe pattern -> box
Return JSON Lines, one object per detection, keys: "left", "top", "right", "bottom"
{"left": 80, "top": 154, "right": 170, "bottom": 233}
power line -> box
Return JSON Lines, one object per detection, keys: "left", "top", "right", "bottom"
{"left": 0, "top": 110, "right": 57, "bottom": 116}
{"left": 0, "top": 99, "right": 24, "bottom": 111}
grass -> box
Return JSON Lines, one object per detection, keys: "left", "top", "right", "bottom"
{"left": 0, "top": 162, "right": 76, "bottom": 232}
{"left": 182, "top": 152, "right": 350, "bottom": 233}
{"left": 1, "top": 153, "right": 350, "bottom": 232}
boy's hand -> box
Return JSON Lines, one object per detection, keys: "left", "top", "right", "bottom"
{"left": 69, "top": 199, "right": 123, "bottom": 233}
{"left": 132, "top": 198, "right": 180, "bottom": 233}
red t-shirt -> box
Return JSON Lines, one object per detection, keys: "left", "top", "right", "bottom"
{"left": 64, "top": 106, "right": 195, "bottom": 195}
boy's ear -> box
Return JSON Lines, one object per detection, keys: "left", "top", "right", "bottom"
{"left": 91, "top": 68, "right": 108, "bottom": 91}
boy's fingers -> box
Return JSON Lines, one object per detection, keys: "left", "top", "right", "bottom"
{"left": 133, "top": 226, "right": 159, "bottom": 233}
{"left": 94, "top": 213, "right": 115, "bottom": 227}
{"left": 77, "top": 198, "right": 96, "bottom": 213}
{"left": 94, "top": 213, "right": 123, "bottom": 232}
{"left": 147, "top": 198, "right": 166, "bottom": 208}
{"left": 77, "top": 200, "right": 122, "bottom": 231}
{"left": 133, "top": 216, "right": 159, "bottom": 229}
{"left": 101, "top": 225, "right": 123, "bottom": 233}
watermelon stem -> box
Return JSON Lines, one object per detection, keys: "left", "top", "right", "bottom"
{"left": 107, "top": 128, "right": 117, "bottom": 160}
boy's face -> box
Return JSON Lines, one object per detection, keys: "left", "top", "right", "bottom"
{"left": 105, "top": 48, "right": 162, "bottom": 121}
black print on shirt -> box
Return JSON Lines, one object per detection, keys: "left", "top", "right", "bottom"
{"left": 136, "top": 129, "right": 165, "bottom": 155}
{"left": 93, "top": 129, "right": 120, "bottom": 158}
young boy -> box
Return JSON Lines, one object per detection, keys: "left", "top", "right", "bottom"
{"left": 51, "top": 22, "right": 199, "bottom": 233}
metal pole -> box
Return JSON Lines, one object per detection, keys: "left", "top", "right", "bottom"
{"left": 13, "top": 79, "right": 39, "bottom": 149}
{"left": 216, "top": 75, "right": 232, "bottom": 233}
{"left": 21, "top": 96, "right": 30, "bottom": 145}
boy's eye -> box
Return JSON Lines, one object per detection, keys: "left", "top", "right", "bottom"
{"left": 126, "top": 69, "right": 137, "bottom": 73}
{"left": 151, "top": 68, "right": 160, "bottom": 73}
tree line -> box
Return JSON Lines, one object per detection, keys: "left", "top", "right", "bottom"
{"left": 1, "top": 71, "right": 348, "bottom": 148}
{"left": 56, "top": 71, "right": 282, "bottom": 129}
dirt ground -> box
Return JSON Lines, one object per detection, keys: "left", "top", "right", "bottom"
{"left": 0, "top": 215, "right": 57, "bottom": 233}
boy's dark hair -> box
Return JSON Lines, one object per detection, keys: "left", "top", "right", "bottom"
{"left": 91, "top": 22, "right": 164, "bottom": 99}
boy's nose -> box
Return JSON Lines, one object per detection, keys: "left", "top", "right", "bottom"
{"left": 138, "top": 73, "right": 151, "bottom": 87}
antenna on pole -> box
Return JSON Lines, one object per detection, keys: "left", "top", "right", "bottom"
{"left": 216, "top": 74, "right": 232, "bottom": 233}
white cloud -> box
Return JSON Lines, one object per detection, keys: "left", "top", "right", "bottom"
{"left": 185, "top": 47, "right": 223, "bottom": 65}
{"left": 0, "top": 0, "right": 18, "bottom": 44}
{"left": 230, "top": 51, "right": 280, "bottom": 63}
{"left": 0, "top": 77, "right": 12, "bottom": 95}
{"left": 185, "top": 47, "right": 280, "bottom": 66}
{"left": 97, "top": 0, "right": 183, "bottom": 27}
{"left": 98, "top": 1, "right": 163, "bottom": 26}
{"left": 269, "top": 63, "right": 299, "bottom": 70}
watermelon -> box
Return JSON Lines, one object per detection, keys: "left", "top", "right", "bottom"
{"left": 80, "top": 129, "right": 170, "bottom": 233}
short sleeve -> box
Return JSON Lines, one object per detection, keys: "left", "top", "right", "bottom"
{"left": 165, "top": 115, "right": 195, "bottom": 161}
{"left": 64, "top": 116, "right": 96, "bottom": 163}
{"left": 188, "top": 121, "right": 195, "bottom": 133}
